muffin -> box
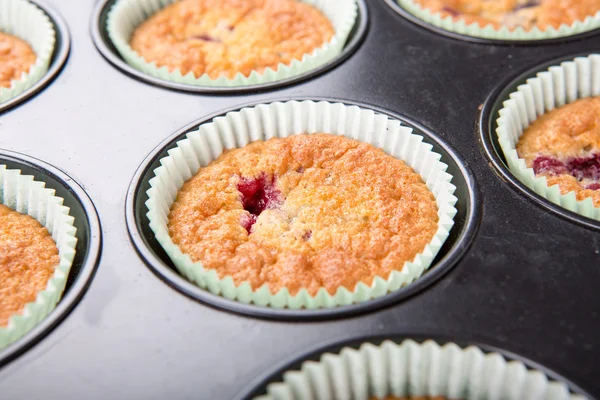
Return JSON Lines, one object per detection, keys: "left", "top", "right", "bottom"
{"left": 0, "top": 31, "right": 37, "bottom": 89}
{"left": 412, "top": 0, "right": 600, "bottom": 31}
{"left": 168, "top": 134, "right": 439, "bottom": 297}
{"left": 0, "top": 165, "right": 77, "bottom": 350}
{"left": 516, "top": 97, "right": 600, "bottom": 207}
{"left": 108, "top": 0, "right": 357, "bottom": 87}
{"left": 250, "top": 339, "right": 585, "bottom": 400}
{"left": 146, "top": 101, "right": 457, "bottom": 308}
{"left": 0, "top": 204, "right": 59, "bottom": 327}
{"left": 0, "top": 0, "right": 56, "bottom": 104}
{"left": 129, "top": 0, "right": 334, "bottom": 80}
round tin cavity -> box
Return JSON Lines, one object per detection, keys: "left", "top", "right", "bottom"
{"left": 234, "top": 334, "right": 593, "bottom": 399}
{"left": 480, "top": 52, "right": 600, "bottom": 231}
{"left": 0, "top": 150, "right": 102, "bottom": 367}
{"left": 125, "top": 99, "right": 480, "bottom": 320}
{"left": 91, "top": 0, "right": 369, "bottom": 94}
{"left": 0, "top": 0, "right": 70, "bottom": 114}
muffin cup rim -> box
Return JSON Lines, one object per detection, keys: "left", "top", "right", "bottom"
{"left": 234, "top": 333, "right": 593, "bottom": 400}
{"left": 105, "top": 0, "right": 359, "bottom": 88}
{"left": 386, "top": 0, "right": 600, "bottom": 44}
{"left": 125, "top": 97, "right": 481, "bottom": 319}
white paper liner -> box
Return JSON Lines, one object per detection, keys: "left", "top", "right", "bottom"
{"left": 254, "top": 339, "right": 587, "bottom": 400}
{"left": 496, "top": 53, "right": 600, "bottom": 221}
{"left": 0, "top": 0, "right": 56, "bottom": 104}
{"left": 107, "top": 0, "right": 358, "bottom": 87}
{"left": 146, "top": 100, "right": 458, "bottom": 309}
{"left": 0, "top": 165, "right": 77, "bottom": 350}
{"left": 395, "top": 0, "right": 600, "bottom": 41}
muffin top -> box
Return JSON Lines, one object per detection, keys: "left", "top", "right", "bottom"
{"left": 168, "top": 134, "right": 439, "bottom": 296}
{"left": 130, "top": 0, "right": 334, "bottom": 80}
{"left": 0, "top": 204, "right": 59, "bottom": 327}
{"left": 0, "top": 31, "right": 37, "bottom": 89}
{"left": 412, "top": 0, "right": 600, "bottom": 31}
{"left": 516, "top": 96, "right": 600, "bottom": 206}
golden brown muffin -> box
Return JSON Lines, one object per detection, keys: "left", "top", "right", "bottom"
{"left": 412, "top": 0, "right": 600, "bottom": 31}
{"left": 0, "top": 204, "right": 59, "bottom": 327}
{"left": 516, "top": 97, "right": 600, "bottom": 206}
{"left": 0, "top": 31, "right": 37, "bottom": 89}
{"left": 168, "top": 134, "right": 439, "bottom": 296}
{"left": 130, "top": 0, "right": 334, "bottom": 79}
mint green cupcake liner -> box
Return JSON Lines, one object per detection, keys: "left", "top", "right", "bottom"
{"left": 0, "top": 165, "right": 77, "bottom": 350}
{"left": 0, "top": 0, "right": 56, "bottom": 104}
{"left": 496, "top": 53, "right": 600, "bottom": 221}
{"left": 107, "top": 0, "right": 357, "bottom": 87}
{"left": 254, "top": 339, "right": 586, "bottom": 400}
{"left": 395, "top": 0, "right": 600, "bottom": 41}
{"left": 146, "top": 100, "right": 458, "bottom": 309}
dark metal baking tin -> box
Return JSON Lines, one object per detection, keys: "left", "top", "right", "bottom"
{"left": 90, "top": 0, "right": 369, "bottom": 94}
{"left": 0, "top": 0, "right": 70, "bottom": 114}
{"left": 236, "top": 333, "right": 595, "bottom": 399}
{"left": 0, "top": 150, "right": 102, "bottom": 367}
{"left": 125, "top": 98, "right": 481, "bottom": 321}
{"left": 383, "top": 0, "right": 600, "bottom": 46}
{"left": 480, "top": 50, "right": 600, "bottom": 231}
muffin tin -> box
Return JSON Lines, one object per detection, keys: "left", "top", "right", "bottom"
{"left": 1, "top": 0, "right": 600, "bottom": 398}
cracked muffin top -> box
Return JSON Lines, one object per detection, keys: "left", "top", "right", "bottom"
{"left": 168, "top": 134, "right": 439, "bottom": 296}
{"left": 130, "top": 0, "right": 334, "bottom": 80}
{"left": 516, "top": 97, "right": 600, "bottom": 206}
{"left": 0, "top": 31, "right": 36, "bottom": 89}
{"left": 412, "top": 0, "right": 600, "bottom": 31}
{"left": 0, "top": 204, "right": 59, "bottom": 327}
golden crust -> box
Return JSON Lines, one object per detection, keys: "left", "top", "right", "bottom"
{"left": 413, "top": 0, "right": 600, "bottom": 31}
{"left": 0, "top": 204, "right": 59, "bottom": 327}
{"left": 0, "top": 31, "right": 36, "bottom": 89}
{"left": 168, "top": 134, "right": 439, "bottom": 296}
{"left": 516, "top": 97, "right": 600, "bottom": 206}
{"left": 130, "top": 0, "right": 334, "bottom": 79}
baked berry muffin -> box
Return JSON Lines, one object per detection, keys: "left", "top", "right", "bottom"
{"left": 129, "top": 0, "right": 334, "bottom": 80}
{"left": 168, "top": 133, "right": 439, "bottom": 296}
{"left": 0, "top": 204, "right": 59, "bottom": 327}
{"left": 0, "top": 31, "right": 36, "bottom": 89}
{"left": 516, "top": 97, "right": 600, "bottom": 206}
{"left": 412, "top": 0, "right": 600, "bottom": 31}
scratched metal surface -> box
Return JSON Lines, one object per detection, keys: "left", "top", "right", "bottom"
{"left": 0, "top": 0, "right": 599, "bottom": 399}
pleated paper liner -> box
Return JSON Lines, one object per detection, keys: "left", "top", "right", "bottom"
{"left": 0, "top": 165, "right": 77, "bottom": 350}
{"left": 0, "top": 0, "right": 56, "bottom": 104}
{"left": 496, "top": 54, "right": 600, "bottom": 221}
{"left": 395, "top": 0, "right": 600, "bottom": 41}
{"left": 145, "top": 100, "right": 458, "bottom": 309}
{"left": 253, "top": 339, "right": 587, "bottom": 400}
{"left": 107, "top": 0, "right": 358, "bottom": 87}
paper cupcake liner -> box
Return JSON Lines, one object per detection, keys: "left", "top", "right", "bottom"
{"left": 496, "top": 54, "right": 600, "bottom": 221}
{"left": 0, "top": 0, "right": 56, "bottom": 104}
{"left": 146, "top": 100, "right": 458, "bottom": 309}
{"left": 395, "top": 0, "right": 600, "bottom": 41}
{"left": 0, "top": 165, "right": 77, "bottom": 350}
{"left": 107, "top": 0, "right": 358, "bottom": 87}
{"left": 253, "top": 339, "right": 586, "bottom": 400}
